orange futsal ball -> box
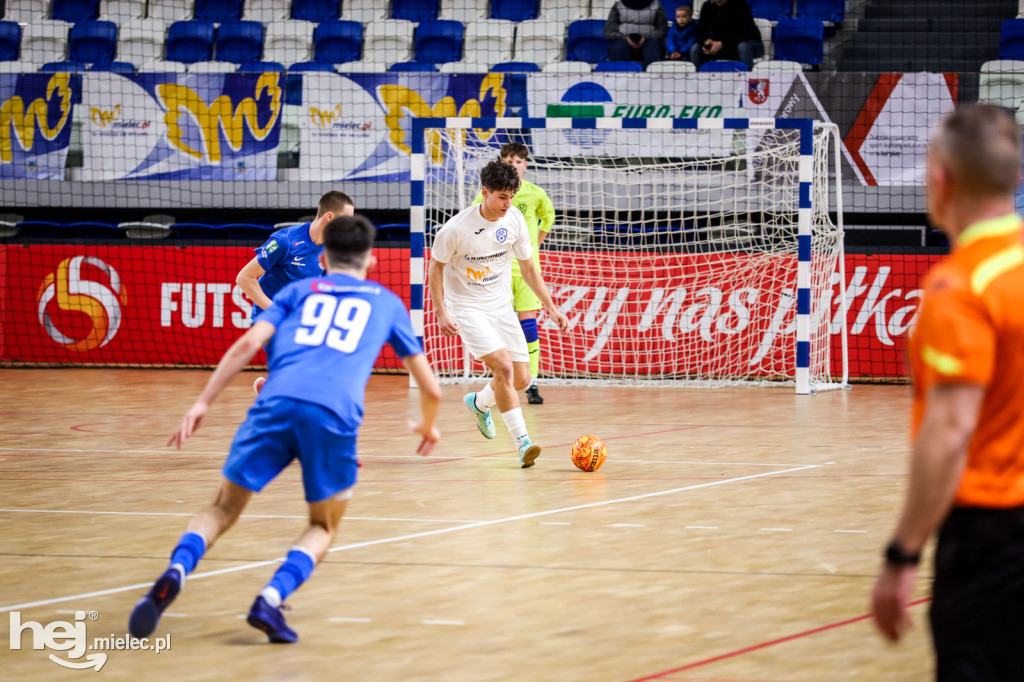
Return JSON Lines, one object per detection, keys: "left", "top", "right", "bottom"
{"left": 571, "top": 435, "right": 607, "bottom": 472}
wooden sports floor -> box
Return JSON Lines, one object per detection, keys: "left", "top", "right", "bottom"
{"left": 0, "top": 369, "right": 934, "bottom": 681}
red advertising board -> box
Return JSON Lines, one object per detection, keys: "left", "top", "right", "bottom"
{"left": 0, "top": 244, "right": 938, "bottom": 381}
{"left": 0, "top": 245, "right": 411, "bottom": 369}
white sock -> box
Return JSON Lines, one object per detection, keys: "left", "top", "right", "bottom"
{"left": 169, "top": 562, "right": 186, "bottom": 587}
{"left": 260, "top": 586, "right": 282, "bottom": 608}
{"left": 500, "top": 407, "right": 529, "bottom": 443}
{"left": 527, "top": 378, "right": 537, "bottom": 390}
{"left": 476, "top": 382, "right": 496, "bottom": 410}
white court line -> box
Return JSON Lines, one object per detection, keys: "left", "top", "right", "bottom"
{"left": 835, "top": 529, "right": 868, "bottom": 534}
{"left": 0, "top": 447, "right": 816, "bottom": 467}
{"left": 422, "top": 620, "right": 463, "bottom": 626}
{"left": 329, "top": 617, "right": 372, "bottom": 623}
{"left": 0, "top": 509, "right": 481, "bottom": 524}
{"left": 610, "top": 524, "right": 645, "bottom": 528}
{"left": 0, "top": 464, "right": 819, "bottom": 613}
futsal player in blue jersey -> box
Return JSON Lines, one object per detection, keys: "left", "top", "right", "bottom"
{"left": 236, "top": 190, "right": 354, "bottom": 392}
{"left": 130, "top": 215, "right": 441, "bottom": 644}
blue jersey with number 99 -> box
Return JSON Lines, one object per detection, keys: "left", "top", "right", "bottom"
{"left": 256, "top": 273, "right": 421, "bottom": 434}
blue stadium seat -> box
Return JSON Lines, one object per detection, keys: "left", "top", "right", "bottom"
{"left": 773, "top": 17, "right": 823, "bottom": 66}
{"left": 16, "top": 221, "right": 72, "bottom": 237}
{"left": 375, "top": 223, "right": 410, "bottom": 241}
{"left": 195, "top": 0, "right": 243, "bottom": 23}
{"left": 392, "top": 0, "right": 438, "bottom": 22}
{"left": 594, "top": 60, "right": 642, "bottom": 72}
{"left": 52, "top": 0, "right": 99, "bottom": 23}
{"left": 699, "top": 60, "right": 747, "bottom": 72}
{"left": 490, "top": 61, "right": 539, "bottom": 72}
{"left": 285, "top": 61, "right": 333, "bottom": 105}
{"left": 291, "top": 0, "right": 339, "bottom": 22}
{"left": 41, "top": 60, "right": 88, "bottom": 71}
{"left": 237, "top": 60, "right": 284, "bottom": 72}
{"left": 658, "top": 0, "right": 689, "bottom": 17}
{"left": 166, "top": 21, "right": 215, "bottom": 64}
{"left": 413, "top": 20, "right": 463, "bottom": 64}
{"left": 794, "top": 0, "right": 844, "bottom": 24}
{"left": 312, "top": 20, "right": 362, "bottom": 64}
{"left": 288, "top": 60, "right": 335, "bottom": 70}
{"left": 389, "top": 61, "right": 437, "bottom": 72}
{"left": 223, "top": 223, "right": 274, "bottom": 239}
{"left": 490, "top": 0, "right": 539, "bottom": 22}
{"left": 89, "top": 60, "right": 136, "bottom": 71}
{"left": 748, "top": 0, "right": 791, "bottom": 22}
{"left": 0, "top": 22, "right": 21, "bottom": 62}
{"left": 1000, "top": 19, "right": 1024, "bottom": 60}
{"left": 69, "top": 20, "right": 117, "bottom": 64}
{"left": 171, "top": 222, "right": 227, "bottom": 238}
{"left": 69, "top": 221, "right": 122, "bottom": 238}
{"left": 216, "top": 21, "right": 263, "bottom": 63}
{"left": 566, "top": 20, "right": 608, "bottom": 63}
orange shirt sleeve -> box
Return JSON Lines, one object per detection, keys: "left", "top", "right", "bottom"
{"left": 914, "top": 270, "right": 995, "bottom": 387}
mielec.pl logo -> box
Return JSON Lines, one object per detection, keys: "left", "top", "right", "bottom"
{"left": 10, "top": 611, "right": 106, "bottom": 670}
{"left": 36, "top": 256, "right": 127, "bottom": 352}
{"left": 9, "top": 610, "right": 172, "bottom": 670}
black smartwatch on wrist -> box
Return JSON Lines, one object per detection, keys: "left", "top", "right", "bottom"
{"left": 884, "top": 540, "right": 921, "bottom": 567}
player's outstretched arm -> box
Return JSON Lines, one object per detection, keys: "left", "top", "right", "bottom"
{"left": 517, "top": 258, "right": 569, "bottom": 333}
{"left": 168, "top": 321, "right": 276, "bottom": 448}
{"left": 403, "top": 354, "right": 442, "bottom": 456}
{"left": 236, "top": 257, "right": 273, "bottom": 311}
{"left": 428, "top": 258, "right": 460, "bottom": 336}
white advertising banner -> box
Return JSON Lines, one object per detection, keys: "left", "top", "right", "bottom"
{"left": 82, "top": 71, "right": 283, "bottom": 181}
{"left": 526, "top": 73, "right": 744, "bottom": 158}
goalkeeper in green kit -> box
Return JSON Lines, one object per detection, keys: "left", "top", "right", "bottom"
{"left": 473, "top": 142, "right": 555, "bottom": 404}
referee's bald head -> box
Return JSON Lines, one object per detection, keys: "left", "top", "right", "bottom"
{"left": 932, "top": 104, "right": 1022, "bottom": 196}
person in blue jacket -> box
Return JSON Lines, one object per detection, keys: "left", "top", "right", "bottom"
{"left": 667, "top": 5, "right": 697, "bottom": 61}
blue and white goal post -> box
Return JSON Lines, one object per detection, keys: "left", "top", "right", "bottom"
{"left": 409, "top": 116, "right": 849, "bottom": 395}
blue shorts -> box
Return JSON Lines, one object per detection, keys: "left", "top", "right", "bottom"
{"left": 223, "top": 397, "right": 359, "bottom": 503}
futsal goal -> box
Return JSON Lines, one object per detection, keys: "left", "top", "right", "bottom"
{"left": 410, "top": 117, "right": 848, "bottom": 395}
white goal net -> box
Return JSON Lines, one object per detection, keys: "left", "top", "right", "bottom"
{"left": 420, "top": 121, "right": 846, "bottom": 392}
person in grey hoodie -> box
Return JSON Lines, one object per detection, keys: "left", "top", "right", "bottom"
{"left": 604, "top": 0, "right": 668, "bottom": 68}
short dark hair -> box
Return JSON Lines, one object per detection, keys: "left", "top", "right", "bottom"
{"left": 317, "top": 190, "right": 354, "bottom": 218}
{"left": 499, "top": 142, "right": 530, "bottom": 161}
{"left": 480, "top": 160, "right": 521, "bottom": 194}
{"left": 323, "top": 215, "right": 375, "bottom": 268}
{"left": 934, "top": 104, "right": 1022, "bottom": 196}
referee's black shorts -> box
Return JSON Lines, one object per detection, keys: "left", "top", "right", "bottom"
{"left": 930, "top": 505, "right": 1024, "bottom": 681}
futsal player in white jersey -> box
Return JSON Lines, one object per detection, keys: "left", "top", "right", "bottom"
{"left": 429, "top": 160, "right": 570, "bottom": 468}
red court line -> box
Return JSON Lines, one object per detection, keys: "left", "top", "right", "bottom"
{"left": 625, "top": 597, "right": 932, "bottom": 681}
{"left": 428, "top": 425, "right": 707, "bottom": 465}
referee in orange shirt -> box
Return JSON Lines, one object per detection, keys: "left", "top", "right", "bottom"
{"left": 871, "top": 104, "right": 1024, "bottom": 679}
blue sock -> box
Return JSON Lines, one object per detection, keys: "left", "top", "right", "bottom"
{"left": 169, "top": 532, "right": 206, "bottom": 575}
{"left": 520, "top": 318, "right": 538, "bottom": 343}
{"left": 266, "top": 548, "right": 316, "bottom": 602}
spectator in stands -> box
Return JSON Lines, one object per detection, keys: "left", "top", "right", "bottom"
{"left": 604, "top": 0, "right": 668, "bottom": 69}
{"left": 691, "top": 0, "right": 764, "bottom": 69}
{"left": 667, "top": 5, "right": 697, "bottom": 61}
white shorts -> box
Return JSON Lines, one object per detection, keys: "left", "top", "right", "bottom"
{"left": 449, "top": 302, "right": 529, "bottom": 363}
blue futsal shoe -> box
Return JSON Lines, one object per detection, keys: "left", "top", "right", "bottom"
{"left": 247, "top": 596, "right": 298, "bottom": 643}
{"left": 464, "top": 392, "right": 496, "bottom": 439}
{"left": 129, "top": 567, "right": 182, "bottom": 638}
{"left": 518, "top": 438, "right": 541, "bottom": 469}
